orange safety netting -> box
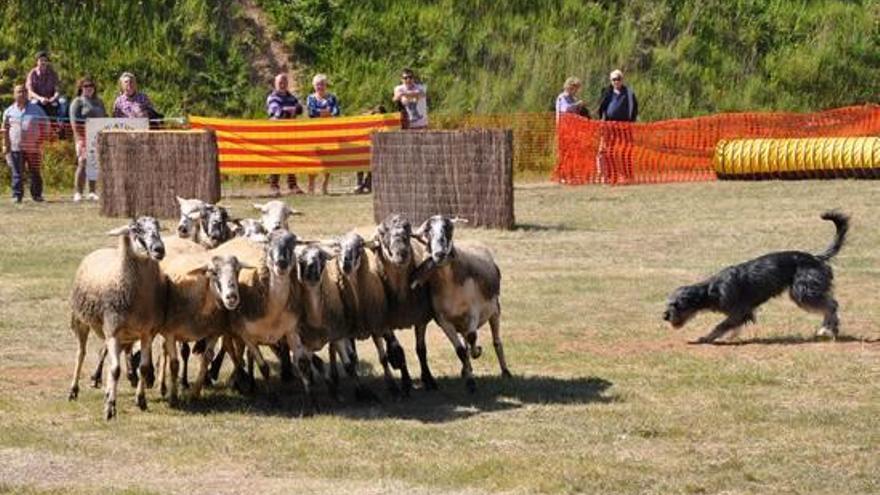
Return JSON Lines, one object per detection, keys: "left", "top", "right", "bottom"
{"left": 553, "top": 105, "right": 880, "bottom": 185}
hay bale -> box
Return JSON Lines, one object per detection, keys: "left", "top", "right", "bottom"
{"left": 372, "top": 129, "right": 514, "bottom": 229}
{"left": 98, "top": 129, "right": 220, "bottom": 218}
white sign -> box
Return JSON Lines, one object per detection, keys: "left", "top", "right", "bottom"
{"left": 85, "top": 118, "right": 149, "bottom": 181}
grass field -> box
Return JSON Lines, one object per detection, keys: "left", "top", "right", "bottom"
{"left": 0, "top": 180, "right": 878, "bottom": 494}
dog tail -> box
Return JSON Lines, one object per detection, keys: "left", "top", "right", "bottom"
{"left": 816, "top": 210, "right": 849, "bottom": 261}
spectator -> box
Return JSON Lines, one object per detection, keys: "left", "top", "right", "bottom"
{"left": 354, "top": 104, "right": 386, "bottom": 194}
{"left": 69, "top": 76, "right": 107, "bottom": 202}
{"left": 598, "top": 69, "right": 638, "bottom": 122}
{"left": 555, "top": 77, "right": 589, "bottom": 121}
{"left": 305, "top": 73, "right": 340, "bottom": 195}
{"left": 266, "top": 73, "right": 304, "bottom": 196}
{"left": 597, "top": 69, "right": 638, "bottom": 184}
{"left": 3, "top": 84, "right": 48, "bottom": 203}
{"left": 392, "top": 68, "right": 428, "bottom": 129}
{"left": 26, "top": 51, "right": 67, "bottom": 122}
{"left": 112, "top": 72, "right": 157, "bottom": 119}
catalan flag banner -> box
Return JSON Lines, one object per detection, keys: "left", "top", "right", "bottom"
{"left": 189, "top": 114, "right": 401, "bottom": 174}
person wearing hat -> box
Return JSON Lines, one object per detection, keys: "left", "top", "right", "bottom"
{"left": 598, "top": 69, "right": 638, "bottom": 122}
{"left": 26, "top": 51, "right": 66, "bottom": 121}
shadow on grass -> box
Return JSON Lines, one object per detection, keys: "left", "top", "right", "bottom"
{"left": 172, "top": 373, "right": 615, "bottom": 423}
{"left": 696, "top": 334, "right": 877, "bottom": 346}
{"left": 514, "top": 223, "right": 573, "bottom": 232}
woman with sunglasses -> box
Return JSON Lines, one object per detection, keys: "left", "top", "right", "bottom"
{"left": 69, "top": 77, "right": 106, "bottom": 202}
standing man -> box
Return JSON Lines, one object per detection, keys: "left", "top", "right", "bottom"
{"left": 26, "top": 51, "right": 66, "bottom": 122}
{"left": 392, "top": 68, "right": 428, "bottom": 130}
{"left": 3, "top": 84, "right": 48, "bottom": 203}
{"left": 597, "top": 69, "right": 638, "bottom": 183}
{"left": 266, "top": 73, "right": 304, "bottom": 196}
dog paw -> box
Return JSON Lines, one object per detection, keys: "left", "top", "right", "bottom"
{"left": 815, "top": 327, "right": 835, "bottom": 339}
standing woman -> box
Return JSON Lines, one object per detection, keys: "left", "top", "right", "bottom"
{"left": 306, "top": 73, "right": 340, "bottom": 195}
{"left": 69, "top": 77, "right": 106, "bottom": 202}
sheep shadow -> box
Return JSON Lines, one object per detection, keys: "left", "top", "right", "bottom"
{"left": 172, "top": 373, "right": 615, "bottom": 423}
{"left": 695, "top": 334, "right": 875, "bottom": 346}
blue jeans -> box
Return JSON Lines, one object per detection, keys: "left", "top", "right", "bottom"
{"left": 6, "top": 151, "right": 43, "bottom": 200}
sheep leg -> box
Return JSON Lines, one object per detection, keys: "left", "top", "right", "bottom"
{"left": 414, "top": 324, "right": 438, "bottom": 391}
{"left": 437, "top": 317, "right": 476, "bottom": 393}
{"left": 273, "top": 341, "right": 294, "bottom": 383}
{"left": 135, "top": 334, "right": 154, "bottom": 411}
{"left": 90, "top": 344, "right": 107, "bottom": 388}
{"left": 162, "top": 336, "right": 179, "bottom": 405}
{"left": 157, "top": 339, "right": 167, "bottom": 398}
{"left": 103, "top": 334, "right": 122, "bottom": 420}
{"left": 239, "top": 337, "right": 271, "bottom": 382}
{"left": 286, "top": 333, "right": 318, "bottom": 415}
{"left": 209, "top": 338, "right": 227, "bottom": 382}
{"left": 383, "top": 333, "right": 412, "bottom": 397}
{"left": 68, "top": 319, "right": 89, "bottom": 401}
{"left": 179, "top": 342, "right": 191, "bottom": 390}
{"left": 190, "top": 336, "right": 217, "bottom": 399}
{"left": 336, "top": 339, "right": 379, "bottom": 403}
{"left": 327, "top": 344, "right": 342, "bottom": 401}
{"left": 489, "top": 312, "right": 512, "bottom": 378}
{"left": 372, "top": 334, "right": 401, "bottom": 398}
{"left": 125, "top": 345, "right": 140, "bottom": 389}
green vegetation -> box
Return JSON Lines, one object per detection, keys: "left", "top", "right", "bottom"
{"left": 1, "top": 181, "right": 878, "bottom": 493}
{"left": 0, "top": 0, "right": 268, "bottom": 118}
{"left": 258, "top": 0, "right": 880, "bottom": 119}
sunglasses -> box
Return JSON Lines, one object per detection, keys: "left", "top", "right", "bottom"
{"left": 82, "top": 84, "right": 95, "bottom": 88}
{"left": 402, "top": 75, "right": 413, "bottom": 80}
{"left": 611, "top": 77, "right": 622, "bottom": 82}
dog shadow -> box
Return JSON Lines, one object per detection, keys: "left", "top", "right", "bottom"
{"left": 692, "top": 334, "right": 876, "bottom": 346}
{"left": 514, "top": 223, "right": 573, "bottom": 232}
{"left": 171, "top": 374, "right": 616, "bottom": 423}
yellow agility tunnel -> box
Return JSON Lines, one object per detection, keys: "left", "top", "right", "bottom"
{"left": 714, "top": 137, "right": 880, "bottom": 179}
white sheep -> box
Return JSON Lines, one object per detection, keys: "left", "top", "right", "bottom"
{"left": 411, "top": 215, "right": 512, "bottom": 393}
{"left": 253, "top": 200, "right": 300, "bottom": 232}
{"left": 68, "top": 217, "right": 167, "bottom": 420}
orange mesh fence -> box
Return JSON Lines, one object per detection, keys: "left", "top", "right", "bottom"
{"left": 553, "top": 105, "right": 880, "bottom": 185}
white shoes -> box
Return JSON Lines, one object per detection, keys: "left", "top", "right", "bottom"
{"left": 73, "top": 192, "right": 82, "bottom": 202}
{"left": 87, "top": 192, "right": 100, "bottom": 201}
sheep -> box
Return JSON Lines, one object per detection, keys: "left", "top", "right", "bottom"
{"left": 175, "top": 196, "right": 206, "bottom": 239}
{"left": 371, "top": 214, "right": 437, "bottom": 395}
{"left": 68, "top": 217, "right": 167, "bottom": 420}
{"left": 253, "top": 200, "right": 300, "bottom": 232}
{"left": 156, "top": 253, "right": 252, "bottom": 402}
{"left": 200, "top": 205, "right": 238, "bottom": 248}
{"left": 328, "top": 231, "right": 402, "bottom": 399}
{"left": 410, "top": 215, "right": 512, "bottom": 392}
{"left": 295, "top": 241, "right": 376, "bottom": 402}
{"left": 233, "top": 218, "right": 269, "bottom": 243}
{"left": 216, "top": 232, "right": 317, "bottom": 407}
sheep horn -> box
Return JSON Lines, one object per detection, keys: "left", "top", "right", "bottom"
{"left": 253, "top": 203, "right": 268, "bottom": 213}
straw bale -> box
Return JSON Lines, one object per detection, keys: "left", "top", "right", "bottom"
{"left": 372, "top": 129, "right": 514, "bottom": 229}
{"left": 98, "top": 129, "right": 220, "bottom": 218}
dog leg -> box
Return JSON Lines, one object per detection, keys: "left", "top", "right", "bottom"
{"left": 694, "top": 313, "right": 751, "bottom": 344}
{"left": 816, "top": 297, "right": 840, "bottom": 339}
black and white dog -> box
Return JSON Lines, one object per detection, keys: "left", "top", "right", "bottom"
{"left": 663, "top": 211, "right": 849, "bottom": 343}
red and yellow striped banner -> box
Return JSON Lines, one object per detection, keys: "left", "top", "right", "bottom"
{"left": 189, "top": 114, "right": 402, "bottom": 174}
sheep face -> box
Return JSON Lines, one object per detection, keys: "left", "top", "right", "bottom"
{"left": 376, "top": 214, "right": 413, "bottom": 265}
{"left": 296, "top": 244, "right": 333, "bottom": 287}
{"left": 237, "top": 218, "right": 268, "bottom": 240}
{"left": 202, "top": 206, "right": 233, "bottom": 247}
{"left": 337, "top": 231, "right": 365, "bottom": 276}
{"left": 416, "top": 215, "right": 455, "bottom": 265}
{"left": 126, "top": 216, "right": 165, "bottom": 260}
{"left": 266, "top": 231, "right": 297, "bottom": 277}
{"left": 193, "top": 255, "right": 249, "bottom": 310}
{"left": 254, "top": 200, "right": 292, "bottom": 232}
{"left": 176, "top": 196, "right": 206, "bottom": 238}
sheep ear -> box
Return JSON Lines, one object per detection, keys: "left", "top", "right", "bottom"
{"left": 229, "top": 219, "right": 243, "bottom": 234}
{"left": 364, "top": 239, "right": 379, "bottom": 250}
{"left": 321, "top": 247, "right": 338, "bottom": 260}
{"left": 107, "top": 225, "right": 131, "bottom": 237}
{"left": 253, "top": 203, "right": 267, "bottom": 213}
{"left": 289, "top": 208, "right": 303, "bottom": 216}
{"left": 176, "top": 196, "right": 186, "bottom": 206}
{"left": 413, "top": 219, "right": 429, "bottom": 237}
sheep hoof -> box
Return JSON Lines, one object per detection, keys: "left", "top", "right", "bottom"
{"left": 90, "top": 375, "right": 102, "bottom": 389}
{"left": 422, "top": 374, "right": 439, "bottom": 391}
{"left": 470, "top": 346, "right": 483, "bottom": 359}
{"left": 144, "top": 366, "right": 156, "bottom": 389}
{"left": 68, "top": 385, "right": 79, "bottom": 401}
{"left": 180, "top": 378, "right": 190, "bottom": 390}
{"left": 159, "top": 382, "right": 167, "bottom": 397}
{"left": 259, "top": 363, "right": 271, "bottom": 381}
{"left": 136, "top": 394, "right": 147, "bottom": 411}
{"left": 401, "top": 376, "right": 413, "bottom": 398}
{"left": 127, "top": 371, "right": 139, "bottom": 388}
{"left": 465, "top": 378, "right": 477, "bottom": 394}
{"left": 501, "top": 369, "right": 513, "bottom": 379}
{"left": 168, "top": 394, "right": 179, "bottom": 408}
{"left": 104, "top": 400, "right": 116, "bottom": 420}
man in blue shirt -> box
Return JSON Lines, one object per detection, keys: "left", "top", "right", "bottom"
{"left": 3, "top": 84, "right": 48, "bottom": 202}
{"left": 596, "top": 70, "right": 638, "bottom": 184}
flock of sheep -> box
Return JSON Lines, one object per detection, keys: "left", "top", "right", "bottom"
{"left": 67, "top": 197, "right": 512, "bottom": 419}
